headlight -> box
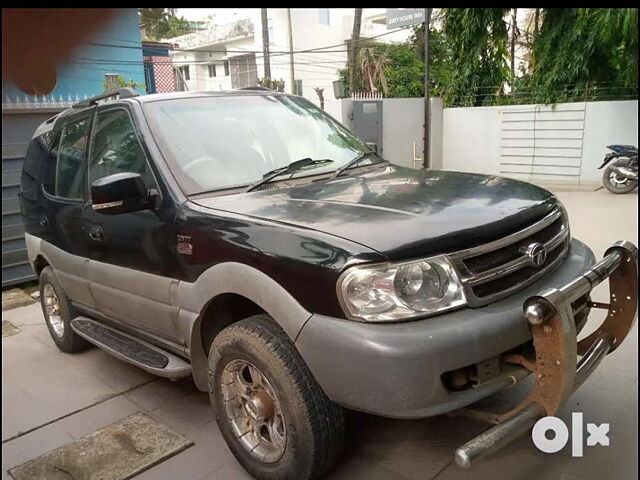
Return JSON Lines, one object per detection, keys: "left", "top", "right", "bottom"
{"left": 337, "top": 255, "right": 466, "bottom": 322}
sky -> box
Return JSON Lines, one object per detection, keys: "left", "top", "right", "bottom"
{"left": 177, "top": 8, "right": 390, "bottom": 24}
{"left": 177, "top": 8, "right": 253, "bottom": 24}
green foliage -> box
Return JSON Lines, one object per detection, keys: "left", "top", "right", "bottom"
{"left": 339, "top": 28, "right": 447, "bottom": 99}
{"left": 339, "top": 43, "right": 423, "bottom": 98}
{"left": 101, "top": 75, "right": 144, "bottom": 93}
{"left": 439, "top": 8, "right": 510, "bottom": 107}
{"left": 337, "top": 68, "right": 350, "bottom": 97}
{"left": 139, "top": 8, "right": 191, "bottom": 41}
{"left": 339, "top": 8, "right": 637, "bottom": 106}
{"left": 381, "top": 44, "right": 424, "bottom": 97}
{"left": 340, "top": 9, "right": 511, "bottom": 105}
{"left": 409, "top": 25, "right": 449, "bottom": 97}
{"left": 357, "top": 46, "right": 391, "bottom": 94}
{"left": 527, "top": 8, "right": 638, "bottom": 104}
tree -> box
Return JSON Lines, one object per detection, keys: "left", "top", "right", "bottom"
{"left": 439, "top": 8, "right": 510, "bottom": 107}
{"left": 509, "top": 8, "right": 519, "bottom": 86}
{"left": 358, "top": 46, "right": 390, "bottom": 94}
{"left": 261, "top": 9, "right": 271, "bottom": 78}
{"left": 528, "top": 8, "right": 638, "bottom": 104}
{"left": 101, "top": 75, "right": 144, "bottom": 92}
{"left": 139, "top": 8, "right": 191, "bottom": 41}
{"left": 409, "top": 23, "right": 450, "bottom": 97}
{"left": 337, "top": 8, "right": 637, "bottom": 106}
{"left": 348, "top": 9, "right": 363, "bottom": 94}
{"left": 381, "top": 44, "right": 425, "bottom": 98}
{"left": 257, "top": 77, "right": 285, "bottom": 92}
{"left": 339, "top": 36, "right": 446, "bottom": 99}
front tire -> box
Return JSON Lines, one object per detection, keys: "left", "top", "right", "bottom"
{"left": 39, "top": 266, "right": 91, "bottom": 353}
{"left": 602, "top": 165, "right": 638, "bottom": 194}
{"left": 208, "top": 315, "right": 345, "bottom": 480}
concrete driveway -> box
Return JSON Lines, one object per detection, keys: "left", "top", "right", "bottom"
{"left": 2, "top": 189, "right": 637, "bottom": 480}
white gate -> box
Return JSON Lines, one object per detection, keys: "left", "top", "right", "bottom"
{"left": 499, "top": 103, "right": 586, "bottom": 184}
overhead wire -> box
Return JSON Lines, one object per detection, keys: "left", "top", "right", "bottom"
{"left": 85, "top": 23, "right": 414, "bottom": 61}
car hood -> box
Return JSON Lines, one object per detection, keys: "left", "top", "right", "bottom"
{"left": 190, "top": 165, "right": 557, "bottom": 260}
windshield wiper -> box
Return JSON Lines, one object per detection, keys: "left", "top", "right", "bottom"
{"left": 330, "top": 152, "right": 381, "bottom": 179}
{"left": 246, "top": 158, "right": 334, "bottom": 192}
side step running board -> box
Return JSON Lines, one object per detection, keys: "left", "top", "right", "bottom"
{"left": 71, "top": 317, "right": 191, "bottom": 380}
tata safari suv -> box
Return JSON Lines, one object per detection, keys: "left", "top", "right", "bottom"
{"left": 20, "top": 88, "right": 638, "bottom": 480}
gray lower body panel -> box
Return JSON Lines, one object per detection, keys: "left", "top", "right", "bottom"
{"left": 295, "top": 238, "right": 596, "bottom": 419}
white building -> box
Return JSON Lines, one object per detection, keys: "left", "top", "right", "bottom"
{"left": 167, "top": 8, "right": 410, "bottom": 118}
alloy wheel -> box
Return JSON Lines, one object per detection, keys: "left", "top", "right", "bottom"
{"left": 220, "top": 359, "right": 287, "bottom": 463}
{"left": 43, "top": 284, "right": 64, "bottom": 338}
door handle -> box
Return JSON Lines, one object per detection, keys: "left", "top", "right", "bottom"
{"left": 88, "top": 226, "right": 104, "bottom": 241}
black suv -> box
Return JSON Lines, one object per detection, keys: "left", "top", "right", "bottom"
{"left": 20, "top": 88, "right": 638, "bottom": 479}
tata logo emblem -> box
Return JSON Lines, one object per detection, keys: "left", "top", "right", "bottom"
{"left": 522, "top": 242, "right": 547, "bottom": 267}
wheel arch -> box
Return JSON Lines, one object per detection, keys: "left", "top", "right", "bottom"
{"left": 33, "top": 254, "right": 50, "bottom": 277}
{"left": 179, "top": 262, "right": 312, "bottom": 391}
{"left": 24, "top": 232, "right": 53, "bottom": 277}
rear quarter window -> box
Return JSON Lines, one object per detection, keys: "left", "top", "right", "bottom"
{"left": 40, "top": 130, "right": 61, "bottom": 195}
{"left": 41, "top": 116, "right": 90, "bottom": 200}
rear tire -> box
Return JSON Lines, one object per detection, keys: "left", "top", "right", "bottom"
{"left": 39, "top": 267, "right": 91, "bottom": 353}
{"left": 602, "top": 165, "right": 638, "bottom": 194}
{"left": 208, "top": 314, "right": 345, "bottom": 480}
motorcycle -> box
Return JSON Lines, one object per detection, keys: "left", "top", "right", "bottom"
{"left": 598, "top": 144, "right": 638, "bottom": 194}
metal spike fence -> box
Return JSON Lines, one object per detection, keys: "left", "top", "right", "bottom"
{"left": 351, "top": 91, "right": 383, "bottom": 100}
{"left": 1, "top": 94, "right": 89, "bottom": 110}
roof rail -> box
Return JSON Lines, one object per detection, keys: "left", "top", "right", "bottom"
{"left": 72, "top": 88, "right": 139, "bottom": 108}
{"left": 236, "top": 86, "right": 274, "bottom": 92}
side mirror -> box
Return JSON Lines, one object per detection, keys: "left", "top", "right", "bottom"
{"left": 365, "top": 142, "right": 379, "bottom": 153}
{"left": 91, "top": 172, "right": 156, "bottom": 215}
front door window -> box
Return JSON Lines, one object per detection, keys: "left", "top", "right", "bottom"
{"left": 88, "top": 109, "right": 153, "bottom": 191}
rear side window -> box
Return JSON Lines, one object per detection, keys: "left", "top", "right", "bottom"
{"left": 46, "top": 117, "right": 90, "bottom": 200}
{"left": 41, "top": 130, "right": 61, "bottom": 195}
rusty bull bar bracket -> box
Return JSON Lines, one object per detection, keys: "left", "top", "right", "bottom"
{"left": 454, "top": 240, "right": 638, "bottom": 469}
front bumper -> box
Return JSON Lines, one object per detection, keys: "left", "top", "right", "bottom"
{"left": 454, "top": 239, "right": 637, "bottom": 468}
{"left": 295, "top": 238, "right": 596, "bottom": 419}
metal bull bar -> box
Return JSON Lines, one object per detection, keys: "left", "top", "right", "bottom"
{"left": 454, "top": 240, "right": 638, "bottom": 469}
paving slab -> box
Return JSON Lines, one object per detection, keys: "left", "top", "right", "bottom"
{"left": 2, "top": 302, "right": 43, "bottom": 327}
{"left": 8, "top": 412, "right": 193, "bottom": 480}
{"left": 1, "top": 421, "right": 75, "bottom": 474}
{"left": 1, "top": 313, "right": 153, "bottom": 441}
{"left": 1, "top": 288, "right": 35, "bottom": 311}
{"left": 125, "top": 378, "right": 215, "bottom": 437}
{"left": 1, "top": 321, "right": 20, "bottom": 338}
{"left": 133, "top": 419, "right": 234, "bottom": 480}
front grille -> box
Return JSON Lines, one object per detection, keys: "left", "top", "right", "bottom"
{"left": 449, "top": 207, "right": 570, "bottom": 306}
{"left": 464, "top": 215, "right": 565, "bottom": 274}
{"left": 471, "top": 242, "right": 567, "bottom": 298}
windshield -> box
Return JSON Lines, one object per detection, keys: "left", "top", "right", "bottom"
{"left": 142, "top": 94, "right": 381, "bottom": 195}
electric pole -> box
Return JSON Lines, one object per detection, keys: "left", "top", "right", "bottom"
{"left": 287, "top": 9, "right": 295, "bottom": 94}
{"left": 261, "top": 9, "right": 271, "bottom": 79}
{"left": 349, "top": 9, "right": 363, "bottom": 95}
{"left": 423, "top": 8, "right": 432, "bottom": 169}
